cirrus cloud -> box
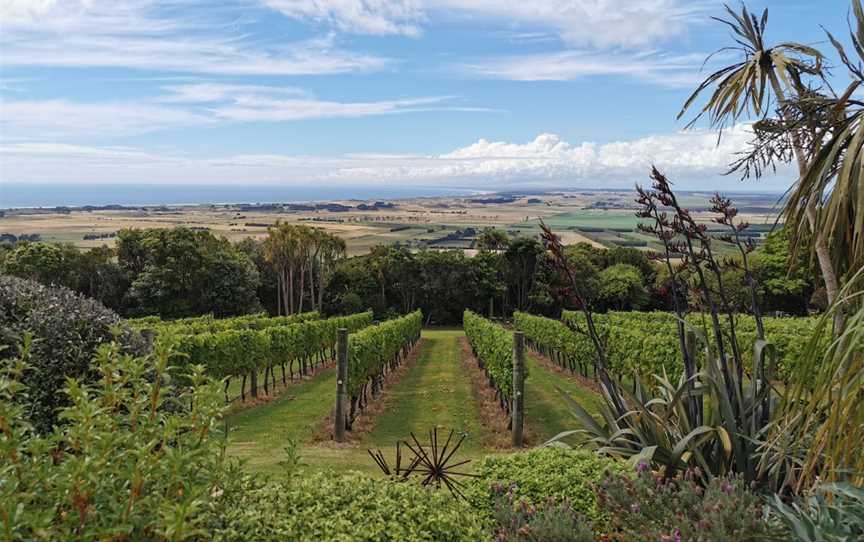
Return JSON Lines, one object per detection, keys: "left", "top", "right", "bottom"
{"left": 0, "top": 1, "right": 391, "bottom": 75}
{"left": 264, "top": 0, "right": 704, "bottom": 48}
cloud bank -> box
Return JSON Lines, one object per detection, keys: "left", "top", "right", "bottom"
{"left": 1, "top": 126, "right": 792, "bottom": 191}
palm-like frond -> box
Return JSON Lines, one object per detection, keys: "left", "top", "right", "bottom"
{"left": 679, "top": 4, "right": 823, "bottom": 130}
{"left": 783, "top": 102, "right": 864, "bottom": 279}
{"left": 764, "top": 269, "right": 864, "bottom": 491}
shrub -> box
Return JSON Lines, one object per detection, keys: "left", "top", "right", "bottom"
{"left": 463, "top": 309, "right": 515, "bottom": 403}
{"left": 490, "top": 483, "right": 594, "bottom": 542}
{"left": 596, "top": 464, "right": 786, "bottom": 541}
{"left": 0, "top": 275, "right": 142, "bottom": 432}
{"left": 467, "top": 447, "right": 622, "bottom": 525}
{"left": 0, "top": 339, "right": 227, "bottom": 540}
{"left": 769, "top": 483, "right": 864, "bottom": 542}
{"left": 206, "top": 471, "right": 488, "bottom": 541}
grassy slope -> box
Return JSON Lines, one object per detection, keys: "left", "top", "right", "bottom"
{"left": 225, "top": 367, "right": 336, "bottom": 472}
{"left": 225, "top": 328, "right": 603, "bottom": 474}
{"left": 359, "top": 329, "right": 492, "bottom": 452}
{"left": 300, "top": 329, "right": 494, "bottom": 473}
{"left": 523, "top": 354, "right": 604, "bottom": 446}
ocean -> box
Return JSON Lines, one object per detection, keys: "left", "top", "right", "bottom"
{"left": 0, "top": 183, "right": 479, "bottom": 208}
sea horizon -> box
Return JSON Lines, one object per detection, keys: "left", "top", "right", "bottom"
{"left": 0, "top": 182, "right": 787, "bottom": 210}
{"left": 0, "top": 183, "right": 488, "bottom": 209}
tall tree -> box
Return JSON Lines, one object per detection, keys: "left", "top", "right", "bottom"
{"left": 679, "top": 4, "right": 844, "bottom": 326}
{"left": 504, "top": 237, "right": 544, "bottom": 311}
{"left": 476, "top": 228, "right": 510, "bottom": 252}
{"left": 317, "top": 231, "right": 346, "bottom": 311}
{"left": 117, "top": 227, "right": 260, "bottom": 318}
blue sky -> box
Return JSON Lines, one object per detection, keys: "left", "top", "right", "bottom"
{"left": 0, "top": 0, "right": 852, "bottom": 192}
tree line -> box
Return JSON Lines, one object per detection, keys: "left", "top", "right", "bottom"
{"left": 0, "top": 220, "right": 821, "bottom": 324}
{"left": 320, "top": 226, "right": 822, "bottom": 325}
{"left": 0, "top": 223, "right": 343, "bottom": 320}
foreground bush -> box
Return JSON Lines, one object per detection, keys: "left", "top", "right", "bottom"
{"left": 0, "top": 339, "right": 227, "bottom": 540}
{"left": 596, "top": 464, "right": 786, "bottom": 541}
{"left": 207, "top": 471, "right": 488, "bottom": 541}
{"left": 468, "top": 447, "right": 621, "bottom": 525}
{"left": 0, "top": 275, "right": 142, "bottom": 432}
{"left": 490, "top": 483, "right": 594, "bottom": 542}
{"left": 770, "top": 483, "right": 864, "bottom": 542}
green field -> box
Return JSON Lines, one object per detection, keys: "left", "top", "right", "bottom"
{"left": 514, "top": 210, "right": 645, "bottom": 231}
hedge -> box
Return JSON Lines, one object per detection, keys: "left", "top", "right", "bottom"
{"left": 0, "top": 275, "right": 144, "bottom": 432}
{"left": 543, "top": 310, "right": 820, "bottom": 380}
{"left": 207, "top": 471, "right": 488, "bottom": 541}
{"left": 347, "top": 310, "right": 422, "bottom": 424}
{"left": 466, "top": 447, "right": 623, "bottom": 527}
{"left": 463, "top": 310, "right": 519, "bottom": 414}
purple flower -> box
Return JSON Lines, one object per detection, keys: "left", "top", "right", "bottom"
{"left": 636, "top": 460, "right": 650, "bottom": 473}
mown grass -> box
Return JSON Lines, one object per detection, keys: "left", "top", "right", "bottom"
{"left": 523, "top": 354, "right": 604, "bottom": 446}
{"left": 359, "top": 329, "right": 492, "bottom": 452}
{"left": 299, "top": 329, "right": 495, "bottom": 473}
{"left": 225, "top": 329, "right": 603, "bottom": 475}
{"left": 225, "top": 367, "right": 336, "bottom": 473}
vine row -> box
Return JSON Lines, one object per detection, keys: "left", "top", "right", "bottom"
{"left": 345, "top": 310, "right": 423, "bottom": 428}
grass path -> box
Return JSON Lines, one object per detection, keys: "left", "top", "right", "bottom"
{"left": 524, "top": 353, "right": 603, "bottom": 446}
{"left": 225, "top": 328, "right": 603, "bottom": 475}
{"left": 299, "top": 329, "right": 493, "bottom": 473}
{"left": 359, "top": 329, "right": 492, "bottom": 452}
{"left": 225, "top": 367, "right": 336, "bottom": 473}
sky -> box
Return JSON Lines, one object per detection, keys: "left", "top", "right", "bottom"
{"left": 0, "top": 0, "right": 853, "bottom": 193}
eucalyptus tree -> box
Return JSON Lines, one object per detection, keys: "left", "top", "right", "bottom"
{"left": 263, "top": 222, "right": 299, "bottom": 315}
{"left": 314, "top": 229, "right": 346, "bottom": 312}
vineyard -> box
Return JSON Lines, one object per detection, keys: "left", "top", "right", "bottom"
{"left": 121, "top": 306, "right": 823, "bottom": 460}
{"left": 463, "top": 310, "right": 518, "bottom": 413}
{"left": 344, "top": 310, "right": 423, "bottom": 427}
{"left": 558, "top": 310, "right": 819, "bottom": 379}
{"left": 131, "top": 310, "right": 374, "bottom": 402}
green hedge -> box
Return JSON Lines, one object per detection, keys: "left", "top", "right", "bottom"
{"left": 466, "top": 447, "right": 623, "bottom": 526}
{"left": 462, "top": 310, "right": 515, "bottom": 406}
{"left": 0, "top": 275, "right": 144, "bottom": 432}
{"left": 172, "top": 312, "right": 373, "bottom": 385}
{"left": 127, "top": 310, "right": 321, "bottom": 336}
{"left": 550, "top": 310, "right": 819, "bottom": 380}
{"left": 347, "top": 311, "right": 422, "bottom": 422}
{"left": 208, "top": 471, "right": 488, "bottom": 541}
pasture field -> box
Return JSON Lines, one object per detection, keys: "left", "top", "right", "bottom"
{"left": 1, "top": 189, "right": 781, "bottom": 254}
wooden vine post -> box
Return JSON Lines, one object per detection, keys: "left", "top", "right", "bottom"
{"left": 334, "top": 328, "right": 348, "bottom": 442}
{"left": 512, "top": 331, "right": 525, "bottom": 447}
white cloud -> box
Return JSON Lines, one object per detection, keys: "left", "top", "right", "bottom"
{"left": 0, "top": 85, "right": 490, "bottom": 138}
{"left": 0, "top": 126, "right": 793, "bottom": 191}
{"left": 463, "top": 50, "right": 708, "bottom": 87}
{"left": 265, "top": 0, "right": 703, "bottom": 48}
{"left": 0, "top": 1, "right": 390, "bottom": 75}
{"left": 324, "top": 126, "right": 790, "bottom": 190}
{"left": 158, "top": 83, "right": 311, "bottom": 103}
{"left": 263, "top": 0, "right": 425, "bottom": 37}
{"left": 0, "top": 99, "right": 210, "bottom": 138}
